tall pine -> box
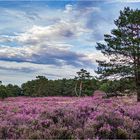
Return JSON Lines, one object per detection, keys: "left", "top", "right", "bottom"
{"left": 96, "top": 7, "right": 140, "bottom": 101}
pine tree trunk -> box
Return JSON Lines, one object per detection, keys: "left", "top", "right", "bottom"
{"left": 79, "top": 81, "right": 82, "bottom": 96}
{"left": 136, "top": 73, "right": 140, "bottom": 102}
{"left": 137, "top": 87, "right": 140, "bottom": 101}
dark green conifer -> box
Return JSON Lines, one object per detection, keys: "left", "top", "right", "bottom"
{"left": 96, "top": 7, "right": 140, "bottom": 101}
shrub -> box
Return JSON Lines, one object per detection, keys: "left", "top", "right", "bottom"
{"left": 0, "top": 96, "right": 140, "bottom": 139}
{"left": 0, "top": 85, "right": 7, "bottom": 99}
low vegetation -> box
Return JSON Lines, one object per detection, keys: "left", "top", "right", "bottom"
{"left": 0, "top": 95, "right": 140, "bottom": 139}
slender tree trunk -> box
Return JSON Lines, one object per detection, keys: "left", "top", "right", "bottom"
{"left": 136, "top": 72, "right": 140, "bottom": 101}
{"left": 137, "top": 88, "right": 140, "bottom": 101}
{"left": 136, "top": 25, "right": 140, "bottom": 101}
{"left": 79, "top": 81, "right": 82, "bottom": 96}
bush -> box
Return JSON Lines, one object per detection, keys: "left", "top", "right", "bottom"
{"left": 0, "top": 85, "right": 7, "bottom": 99}
{"left": 0, "top": 96, "right": 140, "bottom": 139}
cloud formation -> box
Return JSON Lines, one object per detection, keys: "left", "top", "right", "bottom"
{"left": 0, "top": 1, "right": 139, "bottom": 84}
{"left": 0, "top": 21, "right": 94, "bottom": 68}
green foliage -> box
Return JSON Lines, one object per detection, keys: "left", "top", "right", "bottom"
{"left": 0, "top": 81, "right": 21, "bottom": 99}
{"left": 21, "top": 76, "right": 76, "bottom": 97}
{"left": 0, "top": 72, "right": 135, "bottom": 98}
{"left": 99, "top": 83, "right": 110, "bottom": 93}
{"left": 82, "top": 79, "right": 98, "bottom": 96}
{"left": 0, "top": 85, "right": 7, "bottom": 99}
{"left": 21, "top": 73, "right": 99, "bottom": 97}
{"left": 96, "top": 7, "right": 140, "bottom": 100}
{"left": 99, "top": 80, "right": 121, "bottom": 93}
{"left": 99, "top": 78, "right": 136, "bottom": 96}
{"left": 75, "top": 69, "right": 92, "bottom": 80}
{"left": 22, "top": 76, "right": 48, "bottom": 97}
{"left": 59, "top": 79, "right": 76, "bottom": 96}
{"left": 6, "top": 84, "right": 21, "bottom": 97}
{"left": 75, "top": 69, "right": 93, "bottom": 96}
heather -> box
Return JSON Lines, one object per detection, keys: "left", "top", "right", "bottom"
{"left": 0, "top": 95, "right": 140, "bottom": 139}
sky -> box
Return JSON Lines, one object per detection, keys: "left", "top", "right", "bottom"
{"left": 0, "top": 0, "right": 140, "bottom": 85}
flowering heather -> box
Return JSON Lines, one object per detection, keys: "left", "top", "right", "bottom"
{"left": 0, "top": 95, "right": 140, "bottom": 139}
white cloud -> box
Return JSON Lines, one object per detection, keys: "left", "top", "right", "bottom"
{"left": 0, "top": 20, "right": 89, "bottom": 45}
{"left": 0, "top": 60, "right": 96, "bottom": 85}
{"left": 16, "top": 21, "right": 87, "bottom": 43}
{"left": 64, "top": 4, "right": 73, "bottom": 13}
{"left": 0, "top": 42, "right": 95, "bottom": 68}
{"left": 86, "top": 51, "right": 109, "bottom": 64}
{"left": 0, "top": 3, "right": 103, "bottom": 84}
{"left": 0, "top": 14, "right": 93, "bottom": 67}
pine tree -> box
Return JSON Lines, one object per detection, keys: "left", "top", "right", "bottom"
{"left": 96, "top": 7, "right": 140, "bottom": 101}
{"left": 75, "top": 69, "right": 92, "bottom": 96}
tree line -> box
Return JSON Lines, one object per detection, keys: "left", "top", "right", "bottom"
{"left": 0, "top": 69, "right": 135, "bottom": 99}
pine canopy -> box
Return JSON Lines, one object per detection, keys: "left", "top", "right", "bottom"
{"left": 96, "top": 7, "right": 140, "bottom": 79}
{"left": 96, "top": 7, "right": 140, "bottom": 101}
